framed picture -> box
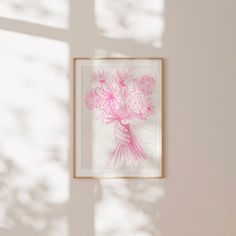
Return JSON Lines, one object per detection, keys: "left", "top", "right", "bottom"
{"left": 73, "top": 58, "right": 163, "bottom": 178}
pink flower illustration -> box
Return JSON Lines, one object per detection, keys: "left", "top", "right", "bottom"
{"left": 85, "top": 69, "right": 156, "bottom": 167}
{"left": 145, "top": 101, "right": 155, "bottom": 117}
{"left": 96, "top": 87, "right": 120, "bottom": 114}
{"left": 115, "top": 70, "right": 133, "bottom": 88}
{"left": 92, "top": 70, "right": 109, "bottom": 85}
{"left": 138, "top": 75, "right": 155, "bottom": 96}
{"left": 127, "top": 90, "right": 146, "bottom": 115}
{"left": 86, "top": 90, "right": 102, "bottom": 109}
{"left": 147, "top": 104, "right": 154, "bottom": 115}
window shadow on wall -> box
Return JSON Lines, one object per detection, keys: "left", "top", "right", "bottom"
{"left": 0, "top": 0, "right": 167, "bottom": 235}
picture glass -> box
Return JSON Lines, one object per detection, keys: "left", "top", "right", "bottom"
{"left": 74, "top": 58, "right": 162, "bottom": 177}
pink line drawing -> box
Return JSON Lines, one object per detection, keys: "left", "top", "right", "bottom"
{"left": 85, "top": 69, "right": 156, "bottom": 167}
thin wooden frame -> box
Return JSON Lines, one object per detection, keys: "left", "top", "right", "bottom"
{"left": 72, "top": 57, "right": 165, "bottom": 179}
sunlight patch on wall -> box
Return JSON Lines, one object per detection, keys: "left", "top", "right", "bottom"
{"left": 0, "top": 30, "right": 69, "bottom": 236}
{"left": 94, "top": 48, "right": 129, "bottom": 58}
{"left": 95, "top": 0, "right": 165, "bottom": 47}
{"left": 95, "top": 179, "right": 164, "bottom": 236}
{"left": 0, "top": 0, "right": 68, "bottom": 28}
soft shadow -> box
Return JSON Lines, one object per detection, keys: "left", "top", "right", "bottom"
{"left": 0, "top": 17, "right": 69, "bottom": 41}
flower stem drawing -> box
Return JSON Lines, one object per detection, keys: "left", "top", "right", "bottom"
{"left": 85, "top": 69, "right": 156, "bottom": 167}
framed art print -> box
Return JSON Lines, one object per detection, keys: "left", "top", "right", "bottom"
{"left": 73, "top": 58, "right": 163, "bottom": 178}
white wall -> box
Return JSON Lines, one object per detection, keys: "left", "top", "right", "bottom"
{"left": 0, "top": 0, "right": 235, "bottom": 236}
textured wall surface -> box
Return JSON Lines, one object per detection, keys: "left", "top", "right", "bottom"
{"left": 0, "top": 0, "right": 235, "bottom": 236}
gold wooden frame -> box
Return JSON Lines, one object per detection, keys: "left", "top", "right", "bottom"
{"left": 72, "top": 57, "right": 165, "bottom": 179}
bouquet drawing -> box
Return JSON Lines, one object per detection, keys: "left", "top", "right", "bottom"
{"left": 85, "top": 69, "right": 156, "bottom": 168}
